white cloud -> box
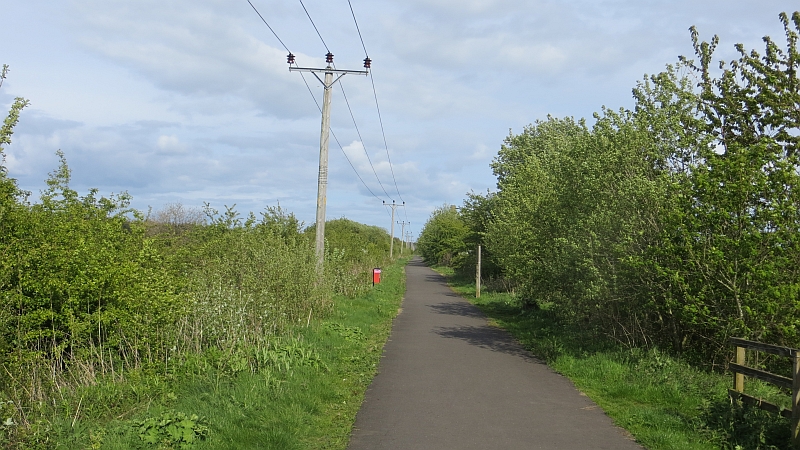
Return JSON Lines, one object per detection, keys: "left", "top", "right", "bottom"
{"left": 156, "top": 135, "right": 187, "bottom": 154}
{"left": 3, "top": 0, "right": 798, "bottom": 233}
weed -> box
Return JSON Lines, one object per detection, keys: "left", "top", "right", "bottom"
{"left": 324, "top": 323, "right": 365, "bottom": 343}
{"left": 133, "top": 410, "right": 209, "bottom": 449}
{"left": 251, "top": 338, "right": 327, "bottom": 373}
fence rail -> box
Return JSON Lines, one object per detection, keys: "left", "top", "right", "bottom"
{"left": 728, "top": 338, "right": 800, "bottom": 448}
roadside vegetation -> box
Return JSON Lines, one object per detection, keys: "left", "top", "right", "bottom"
{"left": 439, "top": 271, "right": 790, "bottom": 450}
{"left": 0, "top": 64, "right": 409, "bottom": 448}
{"left": 419, "top": 12, "right": 800, "bottom": 450}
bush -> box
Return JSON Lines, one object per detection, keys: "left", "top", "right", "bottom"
{"left": 416, "top": 204, "right": 468, "bottom": 266}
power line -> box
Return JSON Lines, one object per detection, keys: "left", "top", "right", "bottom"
{"left": 298, "top": 70, "right": 386, "bottom": 204}
{"left": 298, "top": 0, "right": 330, "bottom": 53}
{"left": 369, "top": 72, "right": 404, "bottom": 203}
{"left": 246, "top": 0, "right": 290, "bottom": 53}
{"left": 245, "top": 0, "right": 387, "bottom": 208}
{"left": 295, "top": 0, "right": 396, "bottom": 205}
{"left": 345, "top": 1, "right": 405, "bottom": 203}
{"left": 338, "top": 80, "right": 392, "bottom": 199}
{"left": 347, "top": 0, "right": 369, "bottom": 57}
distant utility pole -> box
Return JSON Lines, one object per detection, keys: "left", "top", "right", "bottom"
{"left": 288, "top": 52, "right": 370, "bottom": 269}
{"left": 384, "top": 200, "right": 404, "bottom": 258}
{"left": 397, "top": 221, "right": 409, "bottom": 254}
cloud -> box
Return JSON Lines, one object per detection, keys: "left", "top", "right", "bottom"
{"left": 4, "top": 0, "right": 799, "bottom": 234}
{"left": 68, "top": 0, "right": 318, "bottom": 120}
{"left": 156, "top": 135, "right": 188, "bottom": 155}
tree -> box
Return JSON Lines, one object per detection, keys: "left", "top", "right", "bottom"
{"left": 0, "top": 65, "right": 29, "bottom": 156}
{"left": 417, "top": 204, "right": 469, "bottom": 266}
{"left": 653, "top": 11, "right": 800, "bottom": 360}
{"left": 0, "top": 65, "right": 29, "bottom": 373}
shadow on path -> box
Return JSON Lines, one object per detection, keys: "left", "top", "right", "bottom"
{"left": 348, "top": 256, "right": 642, "bottom": 450}
{"left": 433, "top": 324, "right": 541, "bottom": 363}
{"left": 428, "top": 301, "right": 486, "bottom": 319}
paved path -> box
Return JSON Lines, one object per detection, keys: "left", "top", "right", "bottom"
{"left": 347, "top": 257, "right": 642, "bottom": 450}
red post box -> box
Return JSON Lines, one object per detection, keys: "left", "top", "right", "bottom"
{"left": 372, "top": 268, "right": 382, "bottom": 286}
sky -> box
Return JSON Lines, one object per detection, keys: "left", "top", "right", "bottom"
{"left": 1, "top": 0, "right": 798, "bottom": 240}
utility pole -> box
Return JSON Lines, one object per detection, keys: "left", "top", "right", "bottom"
{"left": 397, "top": 221, "right": 409, "bottom": 254}
{"left": 288, "top": 52, "right": 370, "bottom": 269}
{"left": 384, "top": 200, "right": 404, "bottom": 258}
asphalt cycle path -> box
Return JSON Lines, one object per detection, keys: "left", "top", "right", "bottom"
{"left": 347, "top": 257, "right": 642, "bottom": 450}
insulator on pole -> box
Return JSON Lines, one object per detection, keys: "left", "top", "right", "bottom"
{"left": 363, "top": 57, "right": 371, "bottom": 69}
{"left": 325, "top": 52, "right": 334, "bottom": 64}
{"left": 287, "top": 53, "right": 295, "bottom": 64}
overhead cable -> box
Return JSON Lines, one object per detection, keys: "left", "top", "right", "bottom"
{"left": 246, "top": 0, "right": 291, "bottom": 53}
{"left": 338, "top": 80, "right": 393, "bottom": 199}
{"left": 346, "top": 1, "right": 406, "bottom": 203}
{"left": 296, "top": 0, "right": 396, "bottom": 204}
{"left": 298, "top": 71, "right": 388, "bottom": 205}
{"left": 298, "top": 0, "right": 331, "bottom": 53}
{"left": 347, "top": 0, "right": 369, "bottom": 57}
{"left": 245, "top": 0, "right": 388, "bottom": 207}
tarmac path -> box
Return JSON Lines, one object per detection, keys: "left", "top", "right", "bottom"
{"left": 347, "top": 257, "right": 643, "bottom": 450}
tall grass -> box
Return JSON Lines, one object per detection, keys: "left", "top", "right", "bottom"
{"left": 0, "top": 188, "right": 394, "bottom": 448}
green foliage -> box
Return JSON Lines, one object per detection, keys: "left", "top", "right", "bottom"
{"left": 306, "top": 218, "right": 393, "bottom": 297}
{"left": 1, "top": 152, "right": 182, "bottom": 397}
{"left": 250, "top": 337, "right": 327, "bottom": 373}
{"left": 0, "top": 65, "right": 30, "bottom": 156}
{"left": 416, "top": 204, "right": 469, "bottom": 266}
{"left": 133, "top": 411, "right": 209, "bottom": 449}
{"left": 649, "top": 11, "right": 800, "bottom": 361}
{"left": 486, "top": 108, "right": 667, "bottom": 326}
{"left": 83, "top": 259, "right": 406, "bottom": 450}
{"left": 444, "top": 275, "right": 795, "bottom": 450}
{"left": 324, "top": 323, "right": 365, "bottom": 343}
{"left": 310, "top": 218, "right": 390, "bottom": 264}
{"left": 451, "top": 191, "right": 503, "bottom": 280}
{"left": 455, "top": 12, "right": 800, "bottom": 369}
{"left": 0, "top": 156, "right": 392, "bottom": 448}
{"left": 0, "top": 59, "right": 402, "bottom": 448}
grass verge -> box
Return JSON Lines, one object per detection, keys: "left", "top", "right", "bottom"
{"left": 436, "top": 267, "right": 794, "bottom": 450}
{"left": 40, "top": 258, "right": 407, "bottom": 450}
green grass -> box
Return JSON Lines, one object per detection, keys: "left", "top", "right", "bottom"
{"left": 38, "top": 258, "right": 408, "bottom": 450}
{"left": 436, "top": 268, "right": 794, "bottom": 450}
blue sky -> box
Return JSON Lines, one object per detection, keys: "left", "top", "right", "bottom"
{"left": 1, "top": 0, "right": 797, "bottom": 239}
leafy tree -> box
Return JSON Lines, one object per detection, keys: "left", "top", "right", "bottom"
{"left": 650, "top": 11, "right": 800, "bottom": 360}
{"left": 0, "top": 65, "right": 30, "bottom": 377}
{"left": 478, "top": 12, "right": 800, "bottom": 366}
{"left": 451, "top": 191, "right": 503, "bottom": 279}
{"left": 0, "top": 65, "right": 29, "bottom": 156}
{"left": 417, "top": 204, "right": 469, "bottom": 266}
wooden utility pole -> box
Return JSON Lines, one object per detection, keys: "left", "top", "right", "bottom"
{"left": 384, "top": 200, "right": 403, "bottom": 258}
{"left": 397, "top": 221, "right": 409, "bottom": 254}
{"left": 475, "top": 245, "right": 482, "bottom": 298}
{"left": 289, "top": 52, "right": 369, "bottom": 269}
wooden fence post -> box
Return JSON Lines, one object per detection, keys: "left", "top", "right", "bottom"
{"left": 792, "top": 350, "right": 800, "bottom": 449}
{"left": 735, "top": 346, "right": 745, "bottom": 393}
{"left": 728, "top": 338, "right": 800, "bottom": 444}
{"left": 475, "top": 245, "right": 481, "bottom": 299}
